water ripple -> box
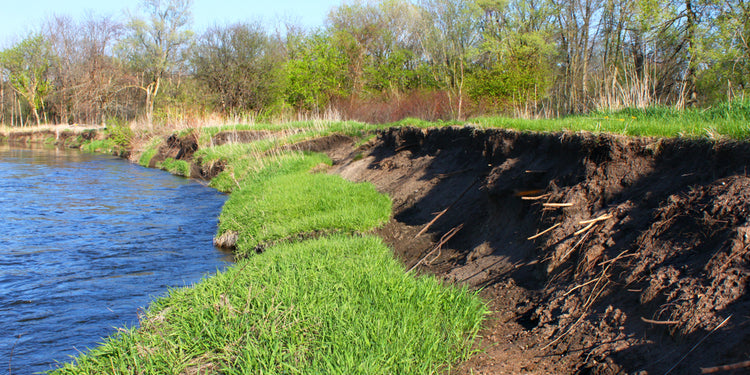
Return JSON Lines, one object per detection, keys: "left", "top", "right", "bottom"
{"left": 0, "top": 144, "right": 231, "bottom": 373}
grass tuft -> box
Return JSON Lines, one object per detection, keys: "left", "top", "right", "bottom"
{"left": 157, "top": 157, "right": 191, "bottom": 177}
{"left": 49, "top": 235, "right": 487, "bottom": 375}
{"left": 217, "top": 151, "right": 391, "bottom": 256}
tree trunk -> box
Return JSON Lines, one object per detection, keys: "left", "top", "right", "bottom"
{"left": 681, "top": 0, "right": 698, "bottom": 107}
{"left": 31, "top": 103, "right": 41, "bottom": 126}
{"left": 145, "top": 76, "right": 161, "bottom": 124}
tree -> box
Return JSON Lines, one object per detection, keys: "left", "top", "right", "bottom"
{"left": 44, "top": 13, "right": 125, "bottom": 124}
{"left": 471, "top": 0, "right": 555, "bottom": 108}
{"left": 697, "top": 0, "right": 750, "bottom": 101}
{"left": 327, "top": 0, "right": 426, "bottom": 99}
{"left": 119, "top": 0, "right": 194, "bottom": 123}
{"left": 0, "top": 34, "right": 54, "bottom": 126}
{"left": 192, "top": 23, "right": 284, "bottom": 117}
{"left": 418, "top": 0, "right": 483, "bottom": 119}
{"left": 284, "top": 30, "right": 351, "bottom": 112}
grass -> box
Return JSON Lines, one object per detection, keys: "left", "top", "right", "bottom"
{"left": 137, "top": 138, "right": 163, "bottom": 167}
{"left": 157, "top": 157, "right": 191, "bottom": 177}
{"left": 374, "top": 99, "right": 750, "bottom": 140}
{"left": 50, "top": 235, "right": 487, "bottom": 375}
{"left": 80, "top": 139, "right": 117, "bottom": 154}
{"left": 217, "top": 153, "right": 392, "bottom": 257}
{"left": 467, "top": 100, "right": 750, "bottom": 139}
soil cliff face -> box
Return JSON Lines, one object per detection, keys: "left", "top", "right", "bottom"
{"left": 331, "top": 127, "right": 750, "bottom": 374}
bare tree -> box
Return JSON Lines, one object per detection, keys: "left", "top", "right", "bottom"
{"left": 119, "top": 0, "right": 194, "bottom": 123}
{"left": 44, "top": 13, "right": 125, "bottom": 124}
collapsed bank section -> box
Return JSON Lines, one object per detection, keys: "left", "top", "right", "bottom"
{"left": 50, "top": 124, "right": 487, "bottom": 374}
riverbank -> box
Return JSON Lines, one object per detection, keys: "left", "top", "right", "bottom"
{"left": 9, "top": 119, "right": 750, "bottom": 373}
{"left": 38, "top": 123, "right": 488, "bottom": 374}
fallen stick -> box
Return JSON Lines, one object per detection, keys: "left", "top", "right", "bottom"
{"left": 578, "top": 214, "right": 613, "bottom": 225}
{"left": 542, "top": 312, "right": 589, "bottom": 351}
{"left": 664, "top": 315, "right": 733, "bottom": 375}
{"left": 436, "top": 168, "right": 474, "bottom": 179}
{"left": 701, "top": 360, "right": 750, "bottom": 374}
{"left": 408, "top": 224, "right": 463, "bottom": 273}
{"left": 414, "top": 208, "right": 448, "bottom": 239}
{"left": 414, "top": 178, "right": 479, "bottom": 239}
{"left": 521, "top": 193, "right": 550, "bottom": 201}
{"left": 527, "top": 223, "right": 561, "bottom": 240}
{"left": 641, "top": 317, "right": 680, "bottom": 325}
{"left": 543, "top": 202, "right": 574, "bottom": 208}
{"left": 394, "top": 142, "right": 418, "bottom": 152}
{"left": 559, "top": 227, "right": 594, "bottom": 263}
{"left": 574, "top": 222, "right": 595, "bottom": 236}
{"left": 564, "top": 277, "right": 600, "bottom": 296}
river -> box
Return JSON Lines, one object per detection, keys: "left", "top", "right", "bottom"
{"left": 0, "top": 143, "right": 231, "bottom": 374}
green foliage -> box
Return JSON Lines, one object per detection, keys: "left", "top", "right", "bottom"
{"left": 467, "top": 54, "right": 551, "bottom": 105}
{"left": 0, "top": 34, "right": 54, "bottom": 125}
{"left": 50, "top": 235, "right": 486, "bottom": 374}
{"left": 138, "top": 148, "right": 158, "bottom": 167}
{"left": 105, "top": 121, "right": 134, "bottom": 150}
{"left": 470, "top": 0, "right": 554, "bottom": 107}
{"left": 284, "top": 31, "right": 351, "bottom": 111}
{"left": 138, "top": 137, "right": 163, "bottom": 167}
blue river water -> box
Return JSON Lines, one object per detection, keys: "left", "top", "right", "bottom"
{"left": 0, "top": 143, "right": 231, "bottom": 374}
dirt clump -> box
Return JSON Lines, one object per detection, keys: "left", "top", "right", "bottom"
{"left": 147, "top": 132, "right": 198, "bottom": 168}
{"left": 331, "top": 126, "right": 750, "bottom": 374}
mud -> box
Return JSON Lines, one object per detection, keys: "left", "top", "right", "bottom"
{"left": 328, "top": 127, "right": 750, "bottom": 374}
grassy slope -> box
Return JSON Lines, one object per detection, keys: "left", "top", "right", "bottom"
{"left": 51, "top": 235, "right": 486, "bottom": 374}
{"left": 52, "top": 131, "right": 487, "bottom": 374}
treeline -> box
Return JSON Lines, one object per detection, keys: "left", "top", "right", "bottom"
{"left": 1, "top": 0, "right": 748, "bottom": 126}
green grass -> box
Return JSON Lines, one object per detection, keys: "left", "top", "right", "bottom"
{"left": 49, "top": 235, "right": 486, "bottom": 375}
{"left": 217, "top": 152, "right": 391, "bottom": 257}
{"left": 137, "top": 138, "right": 163, "bottom": 167}
{"left": 80, "top": 139, "right": 116, "bottom": 153}
{"left": 157, "top": 157, "right": 191, "bottom": 177}
{"left": 469, "top": 100, "right": 750, "bottom": 139}
{"left": 377, "top": 99, "right": 750, "bottom": 139}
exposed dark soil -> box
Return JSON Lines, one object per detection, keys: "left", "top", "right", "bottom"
{"left": 108, "top": 125, "right": 750, "bottom": 373}
{"left": 328, "top": 127, "right": 750, "bottom": 374}
{"left": 148, "top": 132, "right": 200, "bottom": 169}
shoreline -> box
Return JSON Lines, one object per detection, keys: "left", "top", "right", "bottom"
{"left": 9, "top": 123, "right": 750, "bottom": 374}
